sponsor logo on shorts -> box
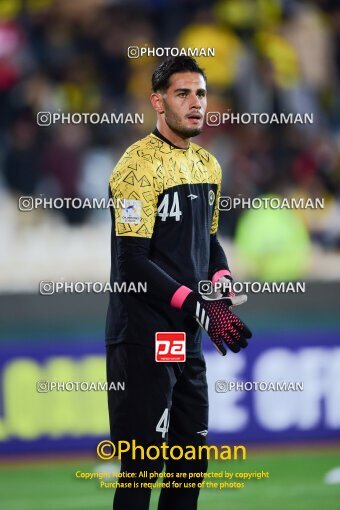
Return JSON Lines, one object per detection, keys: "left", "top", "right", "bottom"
{"left": 155, "top": 332, "right": 186, "bottom": 362}
{"left": 196, "top": 430, "right": 208, "bottom": 436}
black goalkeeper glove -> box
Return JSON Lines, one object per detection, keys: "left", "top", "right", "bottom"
{"left": 183, "top": 292, "right": 252, "bottom": 356}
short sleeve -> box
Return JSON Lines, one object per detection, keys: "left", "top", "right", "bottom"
{"left": 110, "top": 161, "right": 162, "bottom": 238}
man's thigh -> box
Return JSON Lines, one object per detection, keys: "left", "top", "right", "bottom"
{"left": 168, "top": 354, "right": 209, "bottom": 446}
{"left": 106, "top": 343, "right": 182, "bottom": 444}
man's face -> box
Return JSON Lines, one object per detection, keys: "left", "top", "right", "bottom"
{"left": 160, "top": 72, "right": 207, "bottom": 138}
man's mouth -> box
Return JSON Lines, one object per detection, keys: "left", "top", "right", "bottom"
{"left": 187, "top": 113, "right": 202, "bottom": 121}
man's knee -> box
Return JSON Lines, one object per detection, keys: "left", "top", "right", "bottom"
{"left": 164, "top": 455, "right": 208, "bottom": 478}
{"left": 120, "top": 452, "right": 164, "bottom": 482}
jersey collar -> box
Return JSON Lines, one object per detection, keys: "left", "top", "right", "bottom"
{"left": 152, "top": 128, "right": 190, "bottom": 151}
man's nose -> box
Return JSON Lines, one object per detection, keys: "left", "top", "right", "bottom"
{"left": 190, "top": 95, "right": 202, "bottom": 109}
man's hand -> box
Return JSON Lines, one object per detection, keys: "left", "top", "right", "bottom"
{"left": 182, "top": 292, "right": 252, "bottom": 356}
{"left": 212, "top": 275, "right": 247, "bottom": 309}
{"left": 195, "top": 295, "right": 252, "bottom": 355}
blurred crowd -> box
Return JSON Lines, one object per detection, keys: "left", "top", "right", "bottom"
{"left": 0, "top": 0, "right": 340, "bottom": 248}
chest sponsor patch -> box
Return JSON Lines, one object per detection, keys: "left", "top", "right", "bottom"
{"left": 209, "top": 189, "right": 215, "bottom": 206}
{"left": 120, "top": 199, "right": 142, "bottom": 224}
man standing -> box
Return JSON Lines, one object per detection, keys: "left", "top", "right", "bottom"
{"left": 106, "top": 56, "right": 251, "bottom": 510}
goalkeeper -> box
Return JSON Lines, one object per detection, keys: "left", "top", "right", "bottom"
{"left": 106, "top": 56, "right": 252, "bottom": 510}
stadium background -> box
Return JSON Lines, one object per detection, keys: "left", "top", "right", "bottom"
{"left": 0, "top": 0, "right": 339, "bottom": 508}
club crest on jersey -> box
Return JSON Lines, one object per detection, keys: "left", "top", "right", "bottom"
{"left": 209, "top": 190, "right": 215, "bottom": 206}
{"left": 121, "top": 199, "right": 141, "bottom": 224}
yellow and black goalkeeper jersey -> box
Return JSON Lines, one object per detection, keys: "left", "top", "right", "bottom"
{"left": 105, "top": 129, "right": 229, "bottom": 356}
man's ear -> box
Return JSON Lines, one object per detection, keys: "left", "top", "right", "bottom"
{"left": 150, "top": 92, "right": 164, "bottom": 114}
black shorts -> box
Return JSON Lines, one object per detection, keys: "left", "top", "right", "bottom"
{"left": 106, "top": 343, "right": 209, "bottom": 446}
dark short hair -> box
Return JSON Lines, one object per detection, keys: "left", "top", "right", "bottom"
{"left": 151, "top": 56, "right": 207, "bottom": 92}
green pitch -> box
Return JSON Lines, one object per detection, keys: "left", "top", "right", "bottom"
{"left": 1, "top": 449, "right": 340, "bottom": 510}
